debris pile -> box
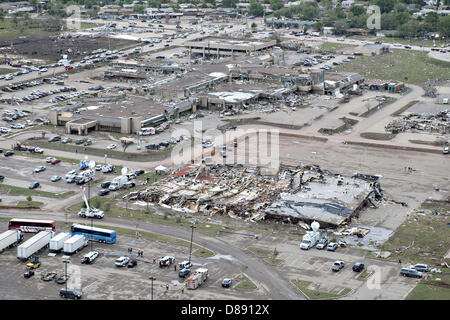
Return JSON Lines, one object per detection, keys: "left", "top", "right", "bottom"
{"left": 123, "top": 164, "right": 384, "bottom": 228}
{"left": 385, "top": 110, "right": 450, "bottom": 134}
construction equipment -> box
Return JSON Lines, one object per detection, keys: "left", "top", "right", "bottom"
{"left": 26, "top": 255, "right": 40, "bottom": 269}
{"left": 78, "top": 187, "right": 104, "bottom": 219}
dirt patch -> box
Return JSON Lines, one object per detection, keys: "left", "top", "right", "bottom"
{"left": 360, "top": 132, "right": 397, "bottom": 141}
{"left": 409, "top": 140, "right": 447, "bottom": 147}
{"left": 345, "top": 141, "right": 443, "bottom": 154}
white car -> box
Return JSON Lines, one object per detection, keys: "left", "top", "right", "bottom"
{"left": 106, "top": 144, "right": 117, "bottom": 150}
{"left": 115, "top": 256, "right": 130, "bottom": 267}
{"left": 35, "top": 166, "right": 46, "bottom": 173}
{"left": 46, "top": 157, "right": 55, "bottom": 163}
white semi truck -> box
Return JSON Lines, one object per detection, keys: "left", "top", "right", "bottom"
{"left": 49, "top": 232, "right": 71, "bottom": 252}
{"left": 63, "top": 234, "right": 88, "bottom": 255}
{"left": 17, "top": 231, "right": 53, "bottom": 260}
{"left": 0, "top": 230, "right": 23, "bottom": 253}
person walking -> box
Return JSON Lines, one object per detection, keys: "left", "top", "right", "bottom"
{"left": 137, "top": 250, "right": 141, "bottom": 257}
{"left": 166, "top": 283, "right": 169, "bottom": 291}
{"left": 181, "top": 287, "right": 184, "bottom": 294}
{"left": 174, "top": 264, "right": 177, "bottom": 271}
{"left": 398, "top": 259, "right": 402, "bottom": 264}
{"left": 153, "top": 257, "right": 156, "bottom": 264}
{"left": 141, "top": 250, "right": 144, "bottom": 257}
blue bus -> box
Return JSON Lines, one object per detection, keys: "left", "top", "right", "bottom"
{"left": 71, "top": 224, "right": 116, "bottom": 244}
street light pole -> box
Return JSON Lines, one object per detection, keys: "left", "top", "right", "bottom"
{"left": 149, "top": 276, "right": 156, "bottom": 300}
{"left": 188, "top": 225, "right": 196, "bottom": 265}
{"left": 63, "top": 259, "right": 70, "bottom": 291}
{"left": 88, "top": 181, "right": 93, "bottom": 252}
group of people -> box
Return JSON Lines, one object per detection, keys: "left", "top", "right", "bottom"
{"left": 127, "top": 247, "right": 144, "bottom": 257}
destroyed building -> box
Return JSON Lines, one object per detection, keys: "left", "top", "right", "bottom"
{"left": 123, "top": 164, "right": 383, "bottom": 228}
{"left": 385, "top": 108, "right": 450, "bottom": 135}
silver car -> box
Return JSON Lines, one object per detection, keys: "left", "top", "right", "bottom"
{"left": 51, "top": 175, "right": 61, "bottom": 182}
{"left": 332, "top": 261, "right": 345, "bottom": 272}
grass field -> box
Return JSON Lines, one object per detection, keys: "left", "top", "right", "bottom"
{"left": 406, "top": 274, "right": 450, "bottom": 300}
{"left": 391, "top": 100, "right": 419, "bottom": 116}
{"left": 320, "top": 42, "right": 356, "bottom": 52}
{"left": 376, "top": 37, "right": 447, "bottom": 48}
{"left": 0, "top": 200, "right": 44, "bottom": 208}
{"left": 0, "top": 183, "right": 76, "bottom": 199}
{"left": 234, "top": 274, "right": 257, "bottom": 290}
{"left": 0, "top": 67, "right": 20, "bottom": 75}
{"left": 360, "top": 132, "right": 397, "bottom": 141}
{"left": 292, "top": 279, "right": 351, "bottom": 299}
{"left": 334, "top": 49, "right": 450, "bottom": 85}
{"left": 31, "top": 140, "right": 175, "bottom": 163}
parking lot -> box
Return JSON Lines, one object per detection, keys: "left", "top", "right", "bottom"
{"left": 0, "top": 221, "right": 266, "bottom": 300}
{"left": 0, "top": 153, "right": 131, "bottom": 207}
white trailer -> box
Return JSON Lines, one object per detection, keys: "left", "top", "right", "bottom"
{"left": 0, "top": 230, "right": 23, "bottom": 253}
{"left": 63, "top": 234, "right": 88, "bottom": 255}
{"left": 17, "top": 231, "right": 53, "bottom": 260}
{"left": 49, "top": 232, "right": 71, "bottom": 252}
{"left": 109, "top": 175, "right": 128, "bottom": 191}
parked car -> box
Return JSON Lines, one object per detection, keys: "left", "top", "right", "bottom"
{"left": 51, "top": 175, "right": 62, "bottom": 182}
{"left": 101, "top": 181, "right": 111, "bottom": 188}
{"left": 126, "top": 182, "right": 135, "bottom": 189}
{"left": 24, "top": 270, "right": 35, "bottom": 278}
{"left": 179, "top": 261, "right": 193, "bottom": 270}
{"left": 115, "top": 256, "right": 130, "bottom": 267}
{"left": 51, "top": 159, "right": 61, "bottom": 165}
{"left": 400, "top": 268, "right": 423, "bottom": 278}
{"left": 327, "top": 242, "right": 338, "bottom": 252}
{"left": 106, "top": 144, "right": 117, "bottom": 150}
{"left": 316, "top": 238, "right": 328, "bottom": 250}
{"left": 352, "top": 262, "right": 365, "bottom": 272}
{"left": 127, "top": 259, "right": 138, "bottom": 268}
{"left": 29, "top": 181, "right": 40, "bottom": 189}
{"left": 98, "top": 189, "right": 110, "bottom": 196}
{"left": 410, "top": 264, "right": 429, "bottom": 272}
{"left": 135, "top": 169, "right": 145, "bottom": 176}
{"left": 48, "top": 136, "right": 61, "bottom": 142}
{"left": 60, "top": 288, "right": 82, "bottom": 299}
{"left": 46, "top": 157, "right": 55, "bottom": 163}
{"left": 35, "top": 166, "right": 46, "bottom": 173}
{"left": 178, "top": 268, "right": 191, "bottom": 278}
{"left": 332, "top": 261, "right": 345, "bottom": 272}
{"left": 81, "top": 251, "right": 99, "bottom": 264}
{"left": 4, "top": 151, "right": 14, "bottom": 157}
{"left": 222, "top": 278, "right": 232, "bottom": 288}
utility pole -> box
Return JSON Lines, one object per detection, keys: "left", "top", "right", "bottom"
{"left": 188, "top": 225, "right": 196, "bottom": 265}
{"left": 149, "top": 276, "right": 156, "bottom": 300}
{"left": 63, "top": 259, "right": 70, "bottom": 292}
